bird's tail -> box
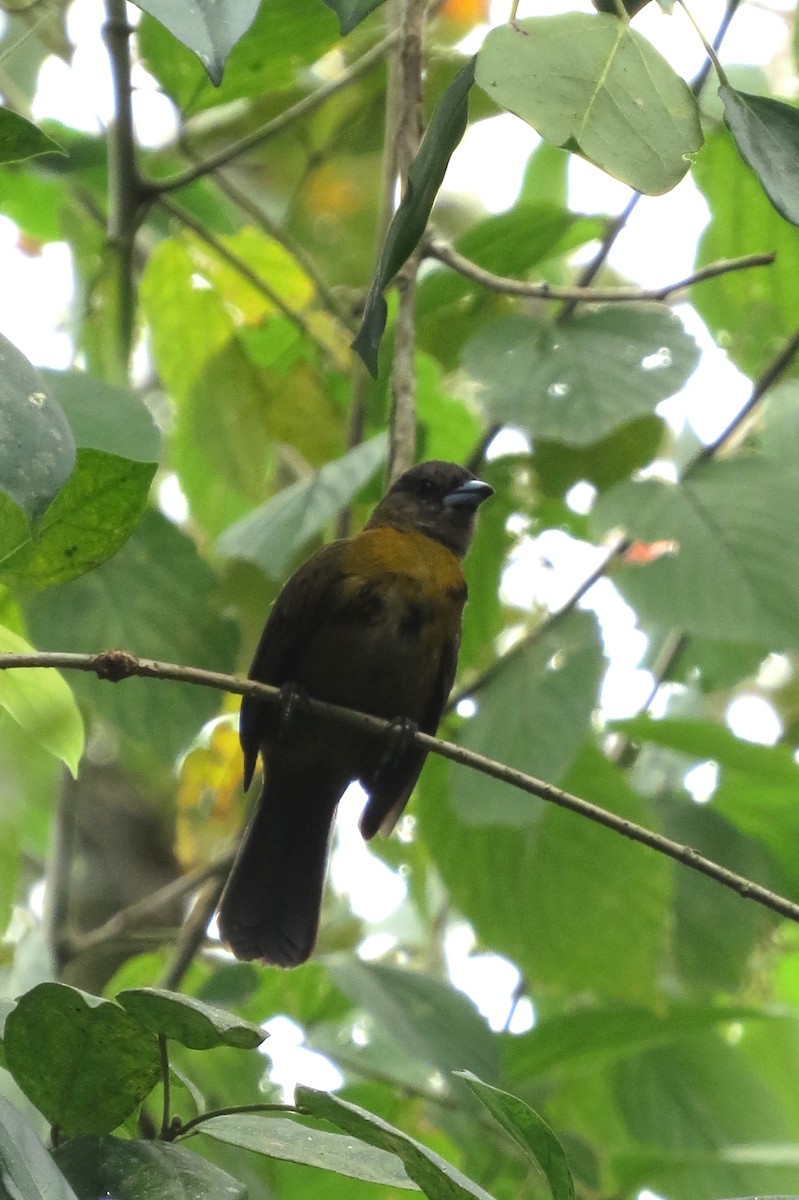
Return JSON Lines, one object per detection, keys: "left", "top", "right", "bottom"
{"left": 218, "top": 761, "right": 344, "bottom": 967}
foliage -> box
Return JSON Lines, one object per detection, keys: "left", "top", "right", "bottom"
{"left": 1, "top": 0, "right": 799, "bottom": 1197}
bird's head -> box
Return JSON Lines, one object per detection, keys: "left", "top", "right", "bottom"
{"left": 367, "top": 460, "right": 493, "bottom": 558}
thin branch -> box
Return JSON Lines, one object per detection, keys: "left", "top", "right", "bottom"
{"left": 173, "top": 1102, "right": 304, "bottom": 1141}
{"left": 103, "top": 0, "right": 141, "bottom": 379}
{"left": 425, "top": 242, "right": 775, "bottom": 304}
{"left": 146, "top": 33, "right": 399, "bottom": 198}
{"left": 157, "top": 873, "right": 227, "bottom": 993}
{"left": 66, "top": 855, "right": 232, "bottom": 956}
{"left": 4, "top": 649, "right": 799, "bottom": 927}
{"left": 42, "top": 771, "right": 81, "bottom": 972}
{"left": 159, "top": 1035, "right": 171, "bottom": 1140}
{"left": 387, "top": 0, "right": 427, "bottom": 482}
{"left": 158, "top": 198, "right": 332, "bottom": 359}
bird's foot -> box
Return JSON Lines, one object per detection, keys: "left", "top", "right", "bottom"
{"left": 378, "top": 715, "right": 419, "bottom": 771}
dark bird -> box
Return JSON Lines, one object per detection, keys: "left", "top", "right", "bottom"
{"left": 218, "top": 460, "right": 493, "bottom": 966}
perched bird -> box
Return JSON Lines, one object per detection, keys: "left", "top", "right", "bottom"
{"left": 218, "top": 460, "right": 493, "bottom": 966}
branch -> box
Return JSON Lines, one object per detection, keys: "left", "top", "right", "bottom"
{"left": 4, "top": 648, "right": 799, "bottom": 928}
{"left": 146, "top": 33, "right": 400, "bottom": 198}
{"left": 425, "top": 242, "right": 775, "bottom": 304}
{"left": 103, "top": 0, "right": 141, "bottom": 379}
{"left": 157, "top": 872, "right": 226, "bottom": 993}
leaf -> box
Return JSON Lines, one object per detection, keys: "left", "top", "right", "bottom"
{"left": 40, "top": 369, "right": 161, "bottom": 463}
{"left": 131, "top": 0, "right": 261, "bottom": 85}
{"left": 55, "top": 1135, "right": 246, "bottom": 1200}
{"left": 692, "top": 130, "right": 799, "bottom": 380}
{"left": 116, "top": 987, "right": 266, "bottom": 1050}
{"left": 420, "top": 743, "right": 669, "bottom": 998}
{"left": 353, "top": 59, "right": 475, "bottom": 375}
{"left": 200, "top": 1114, "right": 417, "bottom": 1189}
{"left": 0, "top": 451, "right": 157, "bottom": 589}
{"left": 533, "top": 416, "right": 665, "bottom": 496}
{"left": 454, "top": 610, "right": 604, "bottom": 825}
{"left": 4, "top": 983, "right": 161, "bottom": 1137}
{"left": 217, "top": 435, "right": 388, "bottom": 578}
{"left": 0, "top": 1094, "right": 78, "bottom": 1200}
{"left": 720, "top": 86, "right": 799, "bottom": 226}
{"left": 457, "top": 1072, "right": 575, "bottom": 1200}
{"left": 461, "top": 307, "right": 699, "bottom": 446}
{"left": 24, "top": 510, "right": 238, "bottom": 763}
{"left": 0, "top": 332, "right": 75, "bottom": 521}
{"left": 475, "top": 14, "right": 702, "bottom": 194}
{"left": 321, "top": 0, "right": 388, "bottom": 34}
{"left": 328, "top": 960, "right": 500, "bottom": 1084}
{"left": 591, "top": 458, "right": 799, "bottom": 647}
{"left": 0, "top": 108, "right": 64, "bottom": 164}
{"left": 296, "top": 1088, "right": 497, "bottom": 1200}
{"left": 0, "top": 624, "right": 83, "bottom": 776}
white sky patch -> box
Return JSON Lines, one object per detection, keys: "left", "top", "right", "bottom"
{"left": 445, "top": 922, "right": 534, "bottom": 1032}
{"left": 263, "top": 1015, "right": 344, "bottom": 1099}
{"left": 725, "top": 695, "right": 783, "bottom": 746}
{"left": 331, "top": 784, "right": 407, "bottom": 921}
{"left": 684, "top": 759, "right": 719, "bottom": 804}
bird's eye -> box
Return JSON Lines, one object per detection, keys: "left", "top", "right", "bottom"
{"left": 418, "top": 479, "right": 434, "bottom": 495}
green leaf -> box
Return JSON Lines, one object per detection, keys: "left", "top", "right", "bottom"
{"left": 0, "top": 107, "right": 64, "bottom": 164}
{"left": 24, "top": 510, "right": 238, "bottom": 763}
{"left": 4, "top": 983, "right": 161, "bottom": 1137}
{"left": 462, "top": 307, "right": 699, "bottom": 446}
{"left": 296, "top": 1088, "right": 496, "bottom": 1200}
{"left": 200, "top": 1114, "right": 417, "bottom": 1188}
{"left": 0, "top": 450, "right": 157, "bottom": 589}
{"left": 692, "top": 130, "right": 799, "bottom": 380}
{"left": 420, "top": 743, "right": 669, "bottom": 998}
{"left": 131, "top": 0, "right": 261, "bottom": 84}
{"left": 475, "top": 14, "right": 702, "bottom": 194}
{"left": 328, "top": 960, "right": 500, "bottom": 1084}
{"left": 0, "top": 1094, "right": 78, "bottom": 1200}
{"left": 40, "top": 370, "right": 161, "bottom": 462}
{"left": 720, "top": 86, "right": 799, "bottom": 226}
{"left": 0, "top": 624, "right": 83, "bottom": 776}
{"left": 353, "top": 59, "right": 475, "bottom": 375}
{"left": 454, "top": 610, "right": 604, "bottom": 825}
{"left": 217, "top": 435, "right": 388, "bottom": 578}
{"left": 533, "top": 416, "right": 665, "bottom": 497}
{"left": 591, "top": 458, "right": 799, "bottom": 646}
{"left": 321, "top": 0, "right": 388, "bottom": 34}
{"left": 0, "top": 332, "right": 75, "bottom": 521}
{"left": 116, "top": 987, "right": 266, "bottom": 1050}
{"left": 457, "top": 1072, "right": 575, "bottom": 1200}
{"left": 55, "top": 1135, "right": 246, "bottom": 1200}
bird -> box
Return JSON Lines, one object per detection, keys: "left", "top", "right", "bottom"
{"left": 217, "top": 460, "right": 493, "bottom": 967}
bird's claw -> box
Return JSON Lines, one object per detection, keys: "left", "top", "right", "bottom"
{"left": 378, "top": 715, "right": 419, "bottom": 770}
{"left": 278, "top": 682, "right": 309, "bottom": 737}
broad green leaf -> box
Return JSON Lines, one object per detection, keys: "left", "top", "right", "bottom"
{"left": 353, "top": 59, "right": 475, "bottom": 375}
{"left": 533, "top": 416, "right": 665, "bottom": 497}
{"left": 216, "top": 435, "right": 387, "bottom": 578}
{"left": 591, "top": 458, "right": 799, "bottom": 647}
{"left": 0, "top": 624, "right": 83, "bottom": 776}
{"left": 55, "top": 1135, "right": 246, "bottom": 1199}
{"left": 692, "top": 130, "right": 799, "bottom": 379}
{"left": 454, "top": 610, "right": 604, "bottom": 825}
{"left": 475, "top": 14, "right": 702, "bottom": 194}
{"left": 761, "top": 382, "right": 799, "bottom": 464}
{"left": 4, "top": 983, "right": 161, "bottom": 1136}
{"left": 200, "top": 1114, "right": 417, "bottom": 1188}
{"left": 458, "top": 1072, "right": 575, "bottom": 1200}
{"left": 116, "top": 987, "right": 266, "bottom": 1050}
{"left": 0, "top": 1094, "right": 78, "bottom": 1200}
{"left": 297, "top": 1088, "right": 496, "bottom": 1200}
{"left": 0, "top": 450, "right": 157, "bottom": 589}
{"left": 321, "top": 0, "right": 388, "bottom": 34}
{"left": 0, "top": 108, "right": 64, "bottom": 163}
{"left": 720, "top": 86, "right": 799, "bottom": 226}
{"left": 131, "top": 0, "right": 261, "bottom": 84}
{"left": 328, "top": 960, "right": 500, "bottom": 1084}
{"left": 40, "top": 370, "right": 161, "bottom": 463}
{"left": 420, "top": 743, "right": 669, "bottom": 998}
{"left": 0, "top": 332, "right": 75, "bottom": 521}
{"left": 462, "top": 307, "right": 699, "bottom": 446}
{"left": 24, "top": 511, "right": 238, "bottom": 763}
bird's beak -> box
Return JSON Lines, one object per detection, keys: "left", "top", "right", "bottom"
{"left": 443, "top": 478, "right": 494, "bottom": 511}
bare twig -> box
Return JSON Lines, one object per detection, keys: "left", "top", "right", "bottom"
{"left": 146, "top": 33, "right": 400, "bottom": 198}
{"left": 157, "top": 873, "right": 227, "bottom": 992}
{"left": 4, "top": 649, "right": 799, "bottom": 927}
{"left": 425, "top": 242, "right": 775, "bottom": 305}
{"left": 173, "top": 1102, "right": 304, "bottom": 1141}
{"left": 103, "top": 0, "right": 141, "bottom": 378}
